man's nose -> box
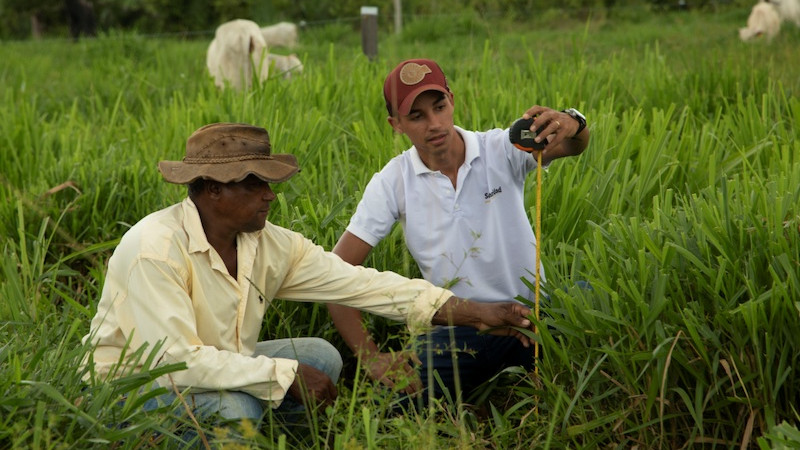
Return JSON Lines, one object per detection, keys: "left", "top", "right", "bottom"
{"left": 263, "top": 185, "right": 276, "bottom": 201}
{"left": 428, "top": 112, "right": 443, "bottom": 129}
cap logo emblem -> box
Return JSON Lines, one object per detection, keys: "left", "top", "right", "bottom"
{"left": 399, "top": 63, "right": 432, "bottom": 85}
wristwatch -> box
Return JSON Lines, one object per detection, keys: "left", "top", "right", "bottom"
{"left": 562, "top": 108, "right": 587, "bottom": 136}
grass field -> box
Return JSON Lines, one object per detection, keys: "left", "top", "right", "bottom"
{"left": 1, "top": 6, "right": 799, "bottom": 449}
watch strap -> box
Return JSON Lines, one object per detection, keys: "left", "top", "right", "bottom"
{"left": 562, "top": 108, "right": 586, "bottom": 136}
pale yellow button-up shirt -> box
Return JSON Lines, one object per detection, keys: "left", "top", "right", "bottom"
{"left": 83, "top": 198, "right": 451, "bottom": 407}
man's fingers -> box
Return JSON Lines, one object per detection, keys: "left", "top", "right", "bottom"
{"left": 366, "top": 351, "right": 423, "bottom": 396}
{"left": 511, "top": 329, "right": 534, "bottom": 348}
{"left": 523, "top": 105, "right": 546, "bottom": 119}
{"left": 407, "top": 373, "right": 423, "bottom": 395}
{"left": 509, "top": 304, "right": 533, "bottom": 328}
{"left": 326, "top": 381, "right": 338, "bottom": 402}
{"left": 292, "top": 363, "right": 338, "bottom": 407}
{"left": 326, "top": 384, "right": 338, "bottom": 404}
{"left": 409, "top": 351, "right": 422, "bottom": 367}
{"left": 397, "top": 360, "right": 422, "bottom": 395}
{"left": 389, "top": 362, "right": 422, "bottom": 395}
{"left": 384, "top": 359, "right": 422, "bottom": 395}
{"left": 378, "top": 373, "right": 397, "bottom": 389}
{"left": 498, "top": 304, "right": 530, "bottom": 328}
{"left": 310, "top": 381, "right": 338, "bottom": 406}
{"left": 511, "top": 302, "right": 532, "bottom": 317}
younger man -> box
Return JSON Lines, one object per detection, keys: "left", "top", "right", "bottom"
{"left": 328, "top": 59, "right": 590, "bottom": 405}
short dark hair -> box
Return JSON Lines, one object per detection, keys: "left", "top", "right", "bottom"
{"left": 187, "top": 178, "right": 206, "bottom": 198}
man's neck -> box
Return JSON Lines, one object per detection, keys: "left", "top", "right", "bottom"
{"left": 207, "top": 232, "right": 238, "bottom": 278}
{"left": 196, "top": 204, "right": 239, "bottom": 277}
{"left": 420, "top": 129, "right": 465, "bottom": 187}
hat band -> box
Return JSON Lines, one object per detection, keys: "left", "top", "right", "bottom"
{"left": 182, "top": 154, "right": 274, "bottom": 164}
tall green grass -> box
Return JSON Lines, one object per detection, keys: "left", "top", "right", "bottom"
{"left": 1, "top": 8, "right": 798, "bottom": 448}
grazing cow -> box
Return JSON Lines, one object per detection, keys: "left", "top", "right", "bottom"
{"left": 740, "top": 1, "right": 781, "bottom": 41}
{"left": 206, "top": 19, "right": 269, "bottom": 90}
{"left": 263, "top": 53, "right": 303, "bottom": 80}
{"left": 769, "top": 0, "right": 800, "bottom": 26}
{"left": 260, "top": 22, "right": 299, "bottom": 49}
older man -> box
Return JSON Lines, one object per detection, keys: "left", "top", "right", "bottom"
{"left": 81, "top": 122, "right": 534, "bottom": 425}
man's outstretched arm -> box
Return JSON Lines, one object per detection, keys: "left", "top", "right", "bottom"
{"left": 327, "top": 231, "right": 422, "bottom": 393}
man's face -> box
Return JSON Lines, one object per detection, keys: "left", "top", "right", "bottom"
{"left": 389, "top": 90, "right": 456, "bottom": 160}
{"left": 215, "top": 175, "right": 277, "bottom": 233}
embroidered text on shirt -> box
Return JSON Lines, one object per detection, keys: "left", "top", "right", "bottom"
{"left": 484, "top": 186, "right": 502, "bottom": 200}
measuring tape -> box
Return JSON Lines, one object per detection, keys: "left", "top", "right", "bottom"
{"left": 509, "top": 116, "right": 544, "bottom": 375}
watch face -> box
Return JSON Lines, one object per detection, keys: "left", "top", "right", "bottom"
{"left": 567, "top": 108, "right": 585, "bottom": 121}
{"left": 563, "top": 108, "right": 586, "bottom": 136}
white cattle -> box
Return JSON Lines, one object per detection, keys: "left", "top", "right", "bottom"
{"left": 263, "top": 53, "right": 303, "bottom": 80}
{"left": 260, "top": 22, "right": 299, "bottom": 49}
{"left": 771, "top": 0, "right": 800, "bottom": 26}
{"left": 206, "top": 19, "right": 269, "bottom": 90}
{"left": 740, "top": 1, "right": 781, "bottom": 41}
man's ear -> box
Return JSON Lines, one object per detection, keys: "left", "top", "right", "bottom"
{"left": 388, "top": 115, "right": 403, "bottom": 134}
{"left": 206, "top": 180, "right": 222, "bottom": 198}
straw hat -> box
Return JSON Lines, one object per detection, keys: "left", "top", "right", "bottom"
{"left": 158, "top": 123, "right": 299, "bottom": 184}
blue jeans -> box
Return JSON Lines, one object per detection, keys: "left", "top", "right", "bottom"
{"left": 400, "top": 282, "right": 592, "bottom": 409}
{"left": 142, "top": 337, "right": 342, "bottom": 422}
{"left": 403, "top": 326, "right": 535, "bottom": 409}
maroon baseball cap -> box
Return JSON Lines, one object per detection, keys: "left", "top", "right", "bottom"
{"left": 383, "top": 59, "right": 453, "bottom": 116}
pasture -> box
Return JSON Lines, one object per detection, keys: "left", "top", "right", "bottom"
{"left": 1, "top": 6, "right": 799, "bottom": 448}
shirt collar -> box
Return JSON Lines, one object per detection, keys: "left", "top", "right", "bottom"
{"left": 181, "top": 197, "right": 263, "bottom": 256}
{"left": 409, "top": 126, "right": 479, "bottom": 175}
{"left": 182, "top": 197, "right": 212, "bottom": 254}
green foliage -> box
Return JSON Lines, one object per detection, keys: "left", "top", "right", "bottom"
{"left": 400, "top": 10, "right": 490, "bottom": 43}
{"left": 0, "top": 0, "right": 750, "bottom": 39}
{"left": 1, "top": 6, "right": 799, "bottom": 448}
{"left": 268, "top": 0, "right": 365, "bottom": 23}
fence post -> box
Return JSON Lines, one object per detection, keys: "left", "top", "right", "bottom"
{"left": 393, "top": 0, "right": 402, "bottom": 35}
{"left": 361, "top": 6, "right": 378, "bottom": 61}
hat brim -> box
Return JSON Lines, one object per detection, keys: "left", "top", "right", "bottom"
{"left": 158, "top": 154, "right": 299, "bottom": 184}
{"left": 397, "top": 85, "right": 452, "bottom": 116}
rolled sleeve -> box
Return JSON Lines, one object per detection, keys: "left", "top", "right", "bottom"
{"left": 273, "top": 231, "right": 452, "bottom": 335}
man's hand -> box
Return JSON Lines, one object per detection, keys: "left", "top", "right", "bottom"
{"left": 473, "top": 302, "right": 536, "bottom": 347}
{"left": 288, "top": 363, "right": 338, "bottom": 408}
{"left": 519, "top": 105, "right": 589, "bottom": 165}
{"left": 432, "top": 297, "right": 535, "bottom": 347}
{"left": 363, "top": 350, "right": 422, "bottom": 395}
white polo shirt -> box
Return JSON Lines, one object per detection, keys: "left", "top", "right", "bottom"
{"left": 347, "top": 126, "right": 546, "bottom": 304}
